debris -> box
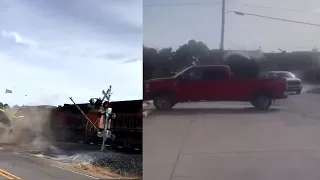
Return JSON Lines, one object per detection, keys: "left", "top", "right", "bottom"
{"left": 5, "top": 89, "right": 12, "bottom": 94}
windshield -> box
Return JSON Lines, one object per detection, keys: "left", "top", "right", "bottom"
{"left": 277, "top": 72, "right": 295, "bottom": 78}
{"left": 173, "top": 66, "right": 193, "bottom": 78}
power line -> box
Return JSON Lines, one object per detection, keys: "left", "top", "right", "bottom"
{"left": 232, "top": 11, "right": 320, "bottom": 27}
{"left": 232, "top": 3, "right": 314, "bottom": 13}
{"left": 144, "top": 1, "right": 317, "bottom": 14}
{"left": 144, "top": 1, "right": 221, "bottom": 7}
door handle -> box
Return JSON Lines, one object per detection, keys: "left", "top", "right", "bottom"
{"left": 174, "top": 82, "right": 179, "bottom": 91}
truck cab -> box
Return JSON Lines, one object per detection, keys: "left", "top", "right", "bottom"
{"left": 144, "top": 65, "right": 287, "bottom": 110}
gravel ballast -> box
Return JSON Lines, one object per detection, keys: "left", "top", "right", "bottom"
{"left": 54, "top": 151, "right": 142, "bottom": 176}
{"left": 18, "top": 141, "right": 142, "bottom": 177}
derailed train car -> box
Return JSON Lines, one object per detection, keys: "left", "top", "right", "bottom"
{"left": 6, "top": 100, "right": 142, "bottom": 151}
{"left": 56, "top": 100, "right": 142, "bottom": 150}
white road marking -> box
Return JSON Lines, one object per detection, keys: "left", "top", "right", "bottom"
{"left": 50, "top": 164, "right": 99, "bottom": 179}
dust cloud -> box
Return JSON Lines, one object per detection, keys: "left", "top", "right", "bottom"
{"left": 0, "top": 105, "right": 56, "bottom": 151}
{"left": 302, "top": 83, "right": 320, "bottom": 94}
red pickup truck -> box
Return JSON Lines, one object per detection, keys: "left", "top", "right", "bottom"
{"left": 144, "top": 65, "right": 287, "bottom": 110}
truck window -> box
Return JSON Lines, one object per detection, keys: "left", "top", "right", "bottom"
{"left": 277, "top": 72, "right": 295, "bottom": 78}
{"left": 202, "top": 68, "right": 228, "bottom": 80}
{"left": 183, "top": 68, "right": 202, "bottom": 81}
{"left": 182, "top": 67, "right": 228, "bottom": 81}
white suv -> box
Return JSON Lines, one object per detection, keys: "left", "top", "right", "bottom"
{"left": 266, "top": 71, "right": 302, "bottom": 94}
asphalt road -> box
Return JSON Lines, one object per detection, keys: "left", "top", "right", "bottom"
{"left": 144, "top": 93, "right": 320, "bottom": 180}
{"left": 0, "top": 151, "right": 99, "bottom": 180}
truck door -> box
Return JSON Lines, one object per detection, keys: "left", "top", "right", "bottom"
{"left": 201, "top": 67, "right": 231, "bottom": 100}
{"left": 176, "top": 67, "right": 211, "bottom": 101}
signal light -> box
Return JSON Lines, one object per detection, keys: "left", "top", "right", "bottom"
{"left": 103, "top": 102, "right": 109, "bottom": 108}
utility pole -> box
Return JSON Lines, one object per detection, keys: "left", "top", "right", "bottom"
{"left": 220, "top": 0, "right": 226, "bottom": 52}
{"left": 219, "top": 0, "right": 226, "bottom": 64}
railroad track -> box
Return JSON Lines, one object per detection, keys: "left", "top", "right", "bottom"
{"left": 0, "top": 141, "right": 142, "bottom": 154}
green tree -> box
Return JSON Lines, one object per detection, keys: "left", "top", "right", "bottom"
{"left": 143, "top": 39, "right": 320, "bottom": 81}
{"left": 172, "top": 40, "right": 210, "bottom": 69}
{"left": 143, "top": 40, "right": 213, "bottom": 80}
{"left": 3, "top": 104, "right": 9, "bottom": 109}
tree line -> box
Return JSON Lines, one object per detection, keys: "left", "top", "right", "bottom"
{"left": 144, "top": 40, "right": 222, "bottom": 80}
{"left": 144, "top": 40, "right": 320, "bottom": 83}
{"left": 0, "top": 103, "right": 20, "bottom": 110}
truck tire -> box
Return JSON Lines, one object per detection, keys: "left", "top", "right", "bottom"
{"left": 296, "top": 90, "right": 302, "bottom": 94}
{"left": 251, "top": 94, "right": 272, "bottom": 110}
{"left": 153, "top": 94, "right": 175, "bottom": 110}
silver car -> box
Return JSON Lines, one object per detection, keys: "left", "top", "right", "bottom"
{"left": 266, "top": 71, "right": 302, "bottom": 94}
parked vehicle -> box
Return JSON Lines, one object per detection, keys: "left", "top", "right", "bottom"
{"left": 266, "top": 71, "right": 302, "bottom": 94}
{"left": 144, "top": 65, "right": 287, "bottom": 110}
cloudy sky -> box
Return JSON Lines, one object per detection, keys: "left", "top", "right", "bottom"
{"left": 144, "top": 0, "right": 320, "bottom": 52}
{"left": 0, "top": 0, "right": 142, "bottom": 106}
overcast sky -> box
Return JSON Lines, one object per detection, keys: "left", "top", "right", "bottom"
{"left": 144, "top": 0, "right": 320, "bottom": 52}
{"left": 0, "top": 0, "right": 142, "bottom": 106}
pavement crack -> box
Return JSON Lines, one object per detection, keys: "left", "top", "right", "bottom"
{"left": 180, "top": 149, "right": 320, "bottom": 155}
{"left": 169, "top": 119, "right": 195, "bottom": 180}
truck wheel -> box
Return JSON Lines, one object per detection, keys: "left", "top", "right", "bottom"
{"left": 296, "top": 90, "right": 302, "bottom": 94}
{"left": 153, "top": 95, "right": 175, "bottom": 110}
{"left": 250, "top": 100, "right": 257, "bottom": 107}
{"left": 252, "top": 95, "right": 272, "bottom": 110}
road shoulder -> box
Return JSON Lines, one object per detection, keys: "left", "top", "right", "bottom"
{"left": 16, "top": 152, "right": 118, "bottom": 179}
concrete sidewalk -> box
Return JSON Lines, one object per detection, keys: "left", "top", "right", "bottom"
{"left": 144, "top": 97, "right": 320, "bottom": 180}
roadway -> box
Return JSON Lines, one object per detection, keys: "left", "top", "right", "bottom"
{"left": 144, "top": 93, "right": 320, "bottom": 180}
{"left": 0, "top": 150, "right": 99, "bottom": 179}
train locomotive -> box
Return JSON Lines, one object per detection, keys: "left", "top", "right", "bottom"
{"left": 0, "top": 86, "right": 142, "bottom": 152}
